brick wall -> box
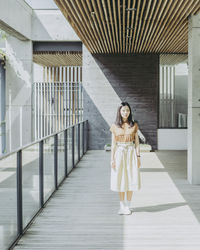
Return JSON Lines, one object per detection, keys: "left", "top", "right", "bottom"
{"left": 83, "top": 51, "right": 159, "bottom": 150}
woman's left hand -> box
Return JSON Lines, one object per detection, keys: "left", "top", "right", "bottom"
{"left": 137, "top": 156, "right": 141, "bottom": 168}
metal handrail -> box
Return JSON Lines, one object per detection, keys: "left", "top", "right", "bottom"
{"left": 0, "top": 120, "right": 87, "bottom": 160}
{"left": 3, "top": 119, "right": 88, "bottom": 250}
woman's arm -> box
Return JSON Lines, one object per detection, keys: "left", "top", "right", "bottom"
{"left": 110, "top": 132, "right": 117, "bottom": 165}
{"left": 135, "top": 123, "right": 140, "bottom": 156}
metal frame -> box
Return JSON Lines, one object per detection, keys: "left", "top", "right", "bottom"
{"left": 39, "top": 141, "right": 44, "bottom": 207}
{"left": 64, "top": 129, "right": 68, "bottom": 177}
{"left": 54, "top": 134, "right": 58, "bottom": 190}
{"left": 1, "top": 120, "right": 88, "bottom": 250}
{"left": 78, "top": 123, "right": 80, "bottom": 161}
{"left": 72, "top": 126, "right": 74, "bottom": 168}
{"left": 17, "top": 150, "right": 23, "bottom": 235}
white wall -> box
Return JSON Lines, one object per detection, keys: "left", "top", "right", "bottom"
{"left": 0, "top": 0, "right": 32, "bottom": 40}
{"left": 0, "top": 0, "right": 80, "bottom": 42}
{"left": 32, "top": 10, "right": 80, "bottom": 41}
{"left": 5, "top": 35, "right": 33, "bottom": 152}
{"left": 158, "top": 129, "right": 187, "bottom": 150}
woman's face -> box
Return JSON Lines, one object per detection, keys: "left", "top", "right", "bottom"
{"left": 120, "top": 105, "right": 130, "bottom": 120}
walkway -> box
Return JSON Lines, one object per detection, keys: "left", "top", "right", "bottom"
{"left": 13, "top": 150, "right": 200, "bottom": 250}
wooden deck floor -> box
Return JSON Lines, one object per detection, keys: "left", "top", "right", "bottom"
{"left": 13, "top": 150, "right": 200, "bottom": 250}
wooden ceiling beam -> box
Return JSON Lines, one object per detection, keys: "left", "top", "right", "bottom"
{"left": 141, "top": 0, "right": 163, "bottom": 52}
{"left": 112, "top": 0, "right": 120, "bottom": 53}
{"left": 134, "top": 0, "right": 146, "bottom": 53}
{"left": 131, "top": 0, "right": 142, "bottom": 53}
{"left": 96, "top": 1, "right": 113, "bottom": 53}
{"left": 147, "top": 0, "right": 178, "bottom": 52}
{"left": 107, "top": 0, "right": 117, "bottom": 53}
{"left": 136, "top": 0, "right": 152, "bottom": 53}
{"left": 138, "top": 0, "right": 157, "bottom": 52}
{"left": 128, "top": 0, "right": 136, "bottom": 53}
{"left": 74, "top": 1, "right": 102, "bottom": 53}
{"left": 54, "top": 0, "right": 200, "bottom": 54}
{"left": 55, "top": 0, "right": 93, "bottom": 53}
{"left": 91, "top": 0, "right": 110, "bottom": 53}
{"left": 102, "top": 0, "right": 115, "bottom": 53}
{"left": 157, "top": 0, "right": 199, "bottom": 52}
{"left": 85, "top": 0, "right": 107, "bottom": 53}
{"left": 144, "top": 0, "right": 169, "bottom": 52}
{"left": 118, "top": 0, "right": 122, "bottom": 53}
{"left": 125, "top": 0, "right": 131, "bottom": 53}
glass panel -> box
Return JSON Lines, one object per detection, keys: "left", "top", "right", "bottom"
{"left": 43, "top": 136, "right": 54, "bottom": 202}
{"left": 22, "top": 144, "right": 40, "bottom": 228}
{"left": 159, "top": 64, "right": 188, "bottom": 128}
{"left": 0, "top": 153, "right": 17, "bottom": 250}
{"left": 74, "top": 126, "right": 78, "bottom": 165}
{"left": 67, "top": 127, "right": 73, "bottom": 174}
{"left": 57, "top": 132, "right": 65, "bottom": 184}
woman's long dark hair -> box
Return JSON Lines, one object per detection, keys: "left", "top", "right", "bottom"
{"left": 115, "top": 102, "right": 137, "bottom": 128}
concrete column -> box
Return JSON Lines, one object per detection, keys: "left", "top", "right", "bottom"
{"left": 188, "top": 13, "right": 200, "bottom": 184}
{"left": 5, "top": 35, "right": 33, "bottom": 152}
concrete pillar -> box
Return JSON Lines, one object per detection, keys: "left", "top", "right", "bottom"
{"left": 5, "top": 35, "right": 33, "bottom": 152}
{"left": 188, "top": 13, "right": 200, "bottom": 184}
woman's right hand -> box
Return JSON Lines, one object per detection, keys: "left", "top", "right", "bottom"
{"left": 111, "top": 161, "right": 116, "bottom": 170}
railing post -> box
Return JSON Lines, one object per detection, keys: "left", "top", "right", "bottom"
{"left": 86, "top": 120, "right": 88, "bottom": 151}
{"left": 78, "top": 123, "right": 80, "bottom": 161}
{"left": 17, "top": 150, "right": 23, "bottom": 235}
{"left": 39, "top": 140, "right": 44, "bottom": 207}
{"left": 82, "top": 122, "right": 85, "bottom": 154}
{"left": 64, "top": 129, "right": 68, "bottom": 177}
{"left": 54, "top": 134, "right": 58, "bottom": 190}
{"left": 72, "top": 126, "right": 74, "bottom": 168}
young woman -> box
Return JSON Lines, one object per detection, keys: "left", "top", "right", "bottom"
{"left": 109, "top": 102, "right": 141, "bottom": 215}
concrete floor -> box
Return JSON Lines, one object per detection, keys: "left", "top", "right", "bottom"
{"left": 12, "top": 150, "right": 200, "bottom": 250}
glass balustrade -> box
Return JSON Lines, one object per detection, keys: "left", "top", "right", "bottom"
{"left": 0, "top": 121, "right": 88, "bottom": 250}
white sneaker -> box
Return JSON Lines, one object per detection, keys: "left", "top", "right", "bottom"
{"left": 118, "top": 206, "right": 132, "bottom": 215}
{"left": 126, "top": 200, "right": 134, "bottom": 212}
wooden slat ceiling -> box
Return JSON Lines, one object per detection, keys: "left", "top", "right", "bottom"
{"left": 54, "top": 0, "right": 200, "bottom": 54}
{"left": 160, "top": 53, "right": 188, "bottom": 65}
{"left": 33, "top": 51, "right": 82, "bottom": 66}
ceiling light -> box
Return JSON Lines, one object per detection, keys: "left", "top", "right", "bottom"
{"left": 126, "top": 7, "right": 136, "bottom": 11}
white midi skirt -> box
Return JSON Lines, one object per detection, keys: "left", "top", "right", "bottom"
{"left": 110, "top": 141, "right": 141, "bottom": 192}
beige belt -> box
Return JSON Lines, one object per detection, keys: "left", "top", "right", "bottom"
{"left": 116, "top": 141, "right": 135, "bottom": 146}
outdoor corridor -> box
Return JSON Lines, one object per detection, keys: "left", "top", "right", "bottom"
{"left": 13, "top": 150, "right": 200, "bottom": 250}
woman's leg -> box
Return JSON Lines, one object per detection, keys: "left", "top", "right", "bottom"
{"left": 118, "top": 192, "right": 125, "bottom": 201}
{"left": 118, "top": 191, "right": 131, "bottom": 214}
{"left": 126, "top": 191, "right": 133, "bottom": 201}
